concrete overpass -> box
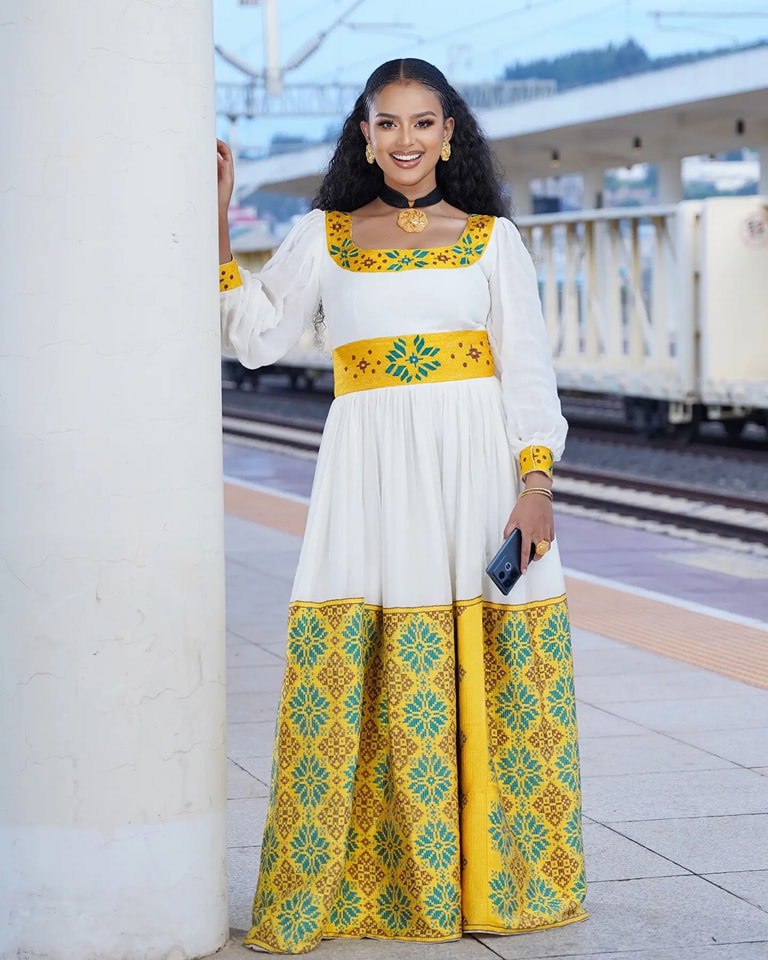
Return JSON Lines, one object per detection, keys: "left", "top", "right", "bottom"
{"left": 234, "top": 45, "right": 768, "bottom": 211}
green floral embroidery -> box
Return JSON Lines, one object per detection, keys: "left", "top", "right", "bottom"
{"left": 385, "top": 334, "right": 441, "bottom": 383}
{"left": 329, "top": 237, "right": 359, "bottom": 269}
{"left": 384, "top": 249, "right": 430, "bottom": 271}
{"left": 452, "top": 231, "right": 487, "bottom": 265}
{"left": 324, "top": 210, "right": 495, "bottom": 271}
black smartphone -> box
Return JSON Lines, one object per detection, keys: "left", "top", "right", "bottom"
{"left": 485, "top": 528, "right": 537, "bottom": 595}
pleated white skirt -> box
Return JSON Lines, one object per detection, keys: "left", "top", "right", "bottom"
{"left": 290, "top": 375, "right": 566, "bottom": 608}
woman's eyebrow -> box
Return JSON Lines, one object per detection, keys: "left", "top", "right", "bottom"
{"left": 375, "top": 111, "right": 438, "bottom": 119}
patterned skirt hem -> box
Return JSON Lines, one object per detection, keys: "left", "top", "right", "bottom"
{"left": 463, "top": 908, "right": 590, "bottom": 934}
{"left": 242, "top": 909, "right": 590, "bottom": 954}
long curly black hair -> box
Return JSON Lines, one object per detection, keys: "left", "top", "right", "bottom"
{"left": 312, "top": 58, "right": 510, "bottom": 219}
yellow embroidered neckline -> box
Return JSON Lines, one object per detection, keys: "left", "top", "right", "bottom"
{"left": 325, "top": 209, "right": 495, "bottom": 272}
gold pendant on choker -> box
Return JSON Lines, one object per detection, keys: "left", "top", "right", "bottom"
{"left": 397, "top": 206, "right": 429, "bottom": 233}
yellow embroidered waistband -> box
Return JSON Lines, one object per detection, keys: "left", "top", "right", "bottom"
{"left": 333, "top": 330, "right": 495, "bottom": 396}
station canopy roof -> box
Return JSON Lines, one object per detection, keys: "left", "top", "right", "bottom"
{"left": 236, "top": 45, "right": 768, "bottom": 198}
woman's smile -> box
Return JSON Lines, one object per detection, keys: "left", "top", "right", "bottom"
{"left": 390, "top": 151, "right": 424, "bottom": 168}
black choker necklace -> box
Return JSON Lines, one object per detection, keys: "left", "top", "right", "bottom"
{"left": 379, "top": 183, "right": 443, "bottom": 233}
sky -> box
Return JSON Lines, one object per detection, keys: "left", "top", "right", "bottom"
{"left": 213, "top": 0, "right": 767, "bottom": 151}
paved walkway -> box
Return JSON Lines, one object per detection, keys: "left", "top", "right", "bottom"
{"left": 215, "top": 449, "right": 768, "bottom": 960}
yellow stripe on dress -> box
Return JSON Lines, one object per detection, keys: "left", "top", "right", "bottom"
{"left": 333, "top": 330, "right": 495, "bottom": 397}
{"left": 519, "top": 445, "right": 554, "bottom": 478}
{"left": 220, "top": 257, "right": 242, "bottom": 292}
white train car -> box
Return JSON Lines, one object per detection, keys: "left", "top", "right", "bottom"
{"left": 225, "top": 196, "right": 768, "bottom": 438}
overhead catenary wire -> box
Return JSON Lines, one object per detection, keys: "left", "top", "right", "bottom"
{"left": 304, "top": 0, "right": 575, "bottom": 84}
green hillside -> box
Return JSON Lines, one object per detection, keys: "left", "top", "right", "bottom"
{"left": 503, "top": 37, "right": 768, "bottom": 89}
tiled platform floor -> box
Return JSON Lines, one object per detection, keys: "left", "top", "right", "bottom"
{"left": 215, "top": 443, "right": 768, "bottom": 959}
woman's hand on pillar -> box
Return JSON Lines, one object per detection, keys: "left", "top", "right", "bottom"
{"left": 217, "top": 139, "right": 234, "bottom": 264}
{"left": 217, "top": 138, "right": 234, "bottom": 213}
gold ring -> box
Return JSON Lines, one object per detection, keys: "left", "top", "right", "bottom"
{"left": 535, "top": 539, "right": 551, "bottom": 557}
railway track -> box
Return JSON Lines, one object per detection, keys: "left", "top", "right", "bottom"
{"left": 222, "top": 407, "right": 768, "bottom": 548}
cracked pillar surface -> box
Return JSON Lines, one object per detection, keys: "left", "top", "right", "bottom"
{"left": 0, "top": 2, "right": 228, "bottom": 958}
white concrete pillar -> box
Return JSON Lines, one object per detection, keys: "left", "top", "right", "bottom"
{"left": 509, "top": 175, "right": 533, "bottom": 216}
{"left": 581, "top": 167, "right": 604, "bottom": 210}
{"left": 0, "top": 3, "right": 228, "bottom": 959}
{"left": 657, "top": 156, "right": 683, "bottom": 203}
{"left": 758, "top": 142, "right": 768, "bottom": 196}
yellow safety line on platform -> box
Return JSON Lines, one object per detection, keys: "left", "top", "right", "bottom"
{"left": 223, "top": 480, "right": 768, "bottom": 691}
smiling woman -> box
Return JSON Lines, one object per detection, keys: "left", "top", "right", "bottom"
{"left": 217, "top": 56, "right": 588, "bottom": 956}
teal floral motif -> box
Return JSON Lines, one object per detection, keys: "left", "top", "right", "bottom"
{"left": 373, "top": 756, "right": 394, "bottom": 803}
{"left": 377, "top": 697, "right": 390, "bottom": 727}
{"left": 424, "top": 881, "right": 460, "bottom": 929}
{"left": 397, "top": 615, "right": 443, "bottom": 673}
{"left": 376, "top": 883, "right": 412, "bottom": 933}
{"left": 252, "top": 886, "right": 276, "bottom": 923}
{"left": 526, "top": 876, "right": 562, "bottom": 915}
{"left": 415, "top": 820, "right": 457, "bottom": 871}
{"left": 489, "top": 869, "right": 519, "bottom": 924}
{"left": 488, "top": 801, "right": 512, "bottom": 859}
{"left": 496, "top": 615, "right": 532, "bottom": 670}
{"left": 288, "top": 610, "right": 328, "bottom": 668}
{"left": 497, "top": 679, "right": 539, "bottom": 734}
{"left": 276, "top": 890, "right": 321, "bottom": 947}
{"left": 292, "top": 754, "right": 330, "bottom": 807}
{"left": 563, "top": 805, "right": 584, "bottom": 855}
{"left": 572, "top": 867, "right": 587, "bottom": 901}
{"left": 342, "top": 606, "right": 376, "bottom": 666}
{"left": 511, "top": 810, "right": 549, "bottom": 861}
{"left": 408, "top": 752, "right": 452, "bottom": 805}
{"left": 259, "top": 821, "right": 279, "bottom": 875}
{"left": 290, "top": 822, "right": 331, "bottom": 876}
{"left": 373, "top": 820, "right": 404, "bottom": 869}
{"left": 342, "top": 756, "right": 358, "bottom": 791}
{"left": 539, "top": 606, "right": 571, "bottom": 660}
{"left": 385, "top": 334, "right": 441, "bottom": 383}
{"left": 384, "top": 248, "right": 430, "bottom": 271}
{"left": 403, "top": 689, "right": 448, "bottom": 738}
{"left": 289, "top": 684, "right": 330, "bottom": 739}
{"left": 343, "top": 680, "right": 362, "bottom": 729}
{"left": 548, "top": 676, "right": 577, "bottom": 726}
{"left": 498, "top": 745, "right": 543, "bottom": 797}
{"left": 344, "top": 825, "right": 359, "bottom": 857}
{"left": 555, "top": 740, "right": 581, "bottom": 792}
{"left": 452, "top": 231, "right": 487, "bottom": 265}
{"left": 329, "top": 237, "right": 359, "bottom": 269}
{"left": 329, "top": 878, "right": 362, "bottom": 928}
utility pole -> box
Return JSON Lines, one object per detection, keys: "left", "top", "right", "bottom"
{"left": 236, "top": 0, "right": 281, "bottom": 95}
{"left": 263, "top": 0, "right": 281, "bottom": 96}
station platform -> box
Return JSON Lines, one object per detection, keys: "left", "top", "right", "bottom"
{"left": 219, "top": 440, "right": 768, "bottom": 960}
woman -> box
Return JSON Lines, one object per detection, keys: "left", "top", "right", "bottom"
{"left": 218, "top": 58, "right": 588, "bottom": 955}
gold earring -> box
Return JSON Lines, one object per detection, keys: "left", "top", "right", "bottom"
{"left": 441, "top": 139, "right": 451, "bottom": 162}
{"left": 365, "top": 142, "right": 375, "bottom": 165}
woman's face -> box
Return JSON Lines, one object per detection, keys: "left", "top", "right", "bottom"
{"left": 360, "top": 81, "right": 454, "bottom": 190}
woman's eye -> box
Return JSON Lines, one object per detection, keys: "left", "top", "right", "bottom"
{"left": 416, "top": 120, "right": 434, "bottom": 128}
{"left": 376, "top": 120, "right": 395, "bottom": 129}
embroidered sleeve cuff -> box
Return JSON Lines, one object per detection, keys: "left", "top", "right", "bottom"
{"left": 519, "top": 445, "right": 554, "bottom": 478}
{"left": 220, "top": 258, "right": 242, "bottom": 292}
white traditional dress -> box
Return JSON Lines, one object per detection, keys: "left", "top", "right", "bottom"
{"left": 219, "top": 207, "right": 588, "bottom": 954}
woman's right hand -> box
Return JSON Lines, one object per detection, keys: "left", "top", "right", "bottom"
{"left": 217, "top": 138, "right": 234, "bottom": 213}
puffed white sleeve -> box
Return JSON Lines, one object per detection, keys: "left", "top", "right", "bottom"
{"left": 219, "top": 208, "right": 324, "bottom": 369}
{"left": 486, "top": 215, "right": 568, "bottom": 478}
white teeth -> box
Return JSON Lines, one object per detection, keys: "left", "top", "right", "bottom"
{"left": 393, "top": 153, "right": 420, "bottom": 161}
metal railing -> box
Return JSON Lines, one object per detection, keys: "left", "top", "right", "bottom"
{"left": 216, "top": 79, "right": 557, "bottom": 119}
{"left": 514, "top": 205, "right": 696, "bottom": 401}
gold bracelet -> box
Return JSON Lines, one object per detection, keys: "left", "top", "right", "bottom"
{"left": 518, "top": 488, "right": 553, "bottom": 500}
